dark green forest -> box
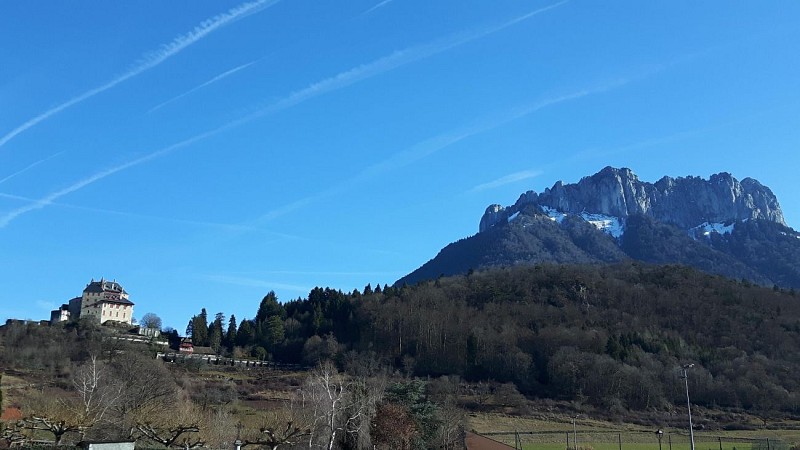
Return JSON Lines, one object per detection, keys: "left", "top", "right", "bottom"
{"left": 182, "top": 263, "right": 800, "bottom": 414}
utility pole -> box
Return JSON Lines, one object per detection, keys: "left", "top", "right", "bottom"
{"left": 572, "top": 415, "right": 580, "bottom": 450}
{"left": 681, "top": 364, "right": 696, "bottom": 450}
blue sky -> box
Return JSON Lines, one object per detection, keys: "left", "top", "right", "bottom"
{"left": 2, "top": 1, "right": 799, "bottom": 331}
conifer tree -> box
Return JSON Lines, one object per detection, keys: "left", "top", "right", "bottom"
{"left": 255, "top": 291, "right": 283, "bottom": 323}
{"left": 190, "top": 309, "right": 209, "bottom": 346}
{"left": 225, "top": 315, "right": 237, "bottom": 351}
{"left": 236, "top": 319, "right": 255, "bottom": 347}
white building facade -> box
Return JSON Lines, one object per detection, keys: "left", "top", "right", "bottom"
{"left": 51, "top": 278, "right": 135, "bottom": 325}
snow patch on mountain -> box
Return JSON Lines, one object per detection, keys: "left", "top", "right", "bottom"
{"left": 690, "top": 222, "right": 735, "bottom": 239}
{"left": 508, "top": 211, "right": 520, "bottom": 223}
{"left": 580, "top": 212, "right": 625, "bottom": 238}
{"left": 540, "top": 206, "right": 567, "bottom": 224}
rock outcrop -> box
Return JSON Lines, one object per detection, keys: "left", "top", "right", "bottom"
{"left": 479, "top": 167, "right": 785, "bottom": 232}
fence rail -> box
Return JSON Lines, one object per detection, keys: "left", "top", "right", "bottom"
{"left": 480, "top": 430, "right": 788, "bottom": 450}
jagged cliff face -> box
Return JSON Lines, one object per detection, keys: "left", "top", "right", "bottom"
{"left": 479, "top": 167, "right": 785, "bottom": 233}
{"left": 401, "top": 167, "right": 799, "bottom": 289}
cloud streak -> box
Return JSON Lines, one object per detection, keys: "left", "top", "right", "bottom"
{"left": 255, "top": 78, "right": 629, "bottom": 223}
{"left": 469, "top": 170, "right": 543, "bottom": 193}
{"left": 254, "top": 0, "right": 568, "bottom": 117}
{"left": 362, "top": 0, "right": 393, "bottom": 15}
{"left": 0, "top": 151, "right": 65, "bottom": 185}
{"left": 0, "top": 127, "right": 222, "bottom": 228}
{"left": 0, "top": 0, "right": 277, "bottom": 150}
{"left": 0, "top": 191, "right": 299, "bottom": 238}
{"left": 147, "top": 60, "right": 259, "bottom": 113}
{"left": 0, "top": 2, "right": 567, "bottom": 227}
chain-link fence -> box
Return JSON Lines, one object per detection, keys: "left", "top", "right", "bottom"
{"left": 481, "top": 430, "right": 788, "bottom": 450}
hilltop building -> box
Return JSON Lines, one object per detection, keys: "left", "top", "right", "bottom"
{"left": 50, "top": 278, "right": 135, "bottom": 325}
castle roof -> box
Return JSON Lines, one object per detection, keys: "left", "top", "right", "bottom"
{"left": 84, "top": 278, "right": 128, "bottom": 295}
{"left": 83, "top": 278, "right": 134, "bottom": 305}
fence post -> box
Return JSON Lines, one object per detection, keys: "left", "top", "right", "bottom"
{"left": 718, "top": 436, "right": 722, "bottom": 450}
{"left": 566, "top": 432, "right": 570, "bottom": 450}
{"left": 668, "top": 434, "right": 672, "bottom": 450}
{"left": 767, "top": 439, "right": 771, "bottom": 450}
{"left": 618, "top": 433, "right": 622, "bottom": 450}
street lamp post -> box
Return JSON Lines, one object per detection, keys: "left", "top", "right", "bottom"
{"left": 681, "top": 364, "right": 696, "bottom": 450}
{"left": 572, "top": 415, "right": 580, "bottom": 450}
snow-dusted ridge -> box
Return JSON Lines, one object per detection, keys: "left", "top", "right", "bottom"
{"left": 689, "top": 221, "right": 735, "bottom": 239}
{"left": 538, "top": 206, "right": 624, "bottom": 238}
{"left": 540, "top": 205, "right": 567, "bottom": 224}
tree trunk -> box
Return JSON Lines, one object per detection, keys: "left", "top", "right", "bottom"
{"left": 327, "top": 429, "right": 336, "bottom": 450}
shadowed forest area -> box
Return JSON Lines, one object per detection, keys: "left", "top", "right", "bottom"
{"left": 181, "top": 263, "right": 800, "bottom": 414}
{"left": 3, "top": 263, "right": 800, "bottom": 449}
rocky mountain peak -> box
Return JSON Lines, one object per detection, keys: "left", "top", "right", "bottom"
{"left": 479, "top": 167, "right": 786, "bottom": 232}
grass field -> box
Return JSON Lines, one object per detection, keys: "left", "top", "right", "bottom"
{"left": 486, "top": 434, "right": 778, "bottom": 450}
{"left": 515, "top": 443, "right": 763, "bottom": 450}
{"left": 469, "top": 412, "right": 800, "bottom": 450}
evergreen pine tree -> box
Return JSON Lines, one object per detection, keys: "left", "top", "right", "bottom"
{"left": 191, "top": 309, "right": 209, "bottom": 346}
{"left": 256, "top": 291, "right": 284, "bottom": 323}
{"left": 265, "top": 315, "right": 285, "bottom": 349}
{"left": 236, "top": 319, "right": 255, "bottom": 347}
{"left": 225, "top": 314, "right": 237, "bottom": 350}
{"left": 209, "top": 326, "right": 222, "bottom": 354}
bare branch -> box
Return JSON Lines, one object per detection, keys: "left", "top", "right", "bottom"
{"left": 242, "top": 421, "right": 310, "bottom": 450}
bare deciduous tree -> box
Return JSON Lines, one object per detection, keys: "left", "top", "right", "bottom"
{"left": 133, "top": 398, "right": 206, "bottom": 449}
{"left": 20, "top": 390, "right": 89, "bottom": 445}
{"left": 242, "top": 421, "right": 310, "bottom": 450}
{"left": 20, "top": 355, "right": 121, "bottom": 444}
{"left": 204, "top": 408, "right": 239, "bottom": 450}
{"left": 140, "top": 313, "right": 163, "bottom": 330}
{"left": 110, "top": 352, "right": 177, "bottom": 418}
{"left": 72, "top": 355, "right": 122, "bottom": 426}
{"left": 301, "top": 362, "right": 381, "bottom": 450}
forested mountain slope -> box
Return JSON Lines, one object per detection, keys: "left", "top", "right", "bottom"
{"left": 185, "top": 264, "right": 800, "bottom": 413}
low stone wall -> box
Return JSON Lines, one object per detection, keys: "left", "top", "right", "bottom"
{"left": 155, "top": 352, "right": 305, "bottom": 370}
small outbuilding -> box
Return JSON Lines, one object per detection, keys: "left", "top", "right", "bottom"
{"left": 79, "top": 441, "right": 136, "bottom": 450}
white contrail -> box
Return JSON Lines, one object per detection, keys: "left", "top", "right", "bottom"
{"left": 147, "top": 60, "right": 259, "bottom": 113}
{"left": 0, "top": 127, "right": 220, "bottom": 228}
{"left": 0, "top": 191, "right": 288, "bottom": 234}
{"left": 363, "top": 0, "right": 393, "bottom": 15}
{"left": 469, "top": 170, "right": 544, "bottom": 193}
{"left": 0, "top": 0, "right": 278, "bottom": 150}
{"left": 0, "top": 151, "right": 64, "bottom": 185}
{"left": 254, "top": 80, "right": 627, "bottom": 223}
{"left": 256, "top": 1, "right": 569, "bottom": 117}
{"left": 0, "top": 2, "right": 568, "bottom": 227}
